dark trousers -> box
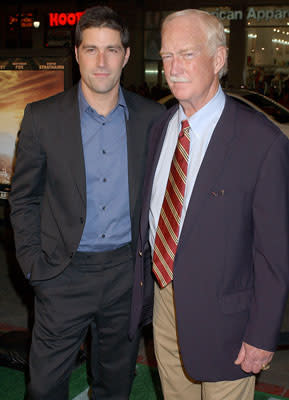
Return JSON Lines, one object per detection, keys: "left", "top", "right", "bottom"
{"left": 28, "top": 244, "right": 140, "bottom": 400}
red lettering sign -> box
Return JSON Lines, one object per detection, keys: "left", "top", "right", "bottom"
{"left": 49, "top": 13, "right": 59, "bottom": 27}
{"left": 67, "top": 13, "right": 76, "bottom": 25}
{"left": 48, "top": 12, "right": 85, "bottom": 27}
{"left": 76, "top": 12, "right": 84, "bottom": 21}
{"left": 58, "top": 13, "right": 67, "bottom": 26}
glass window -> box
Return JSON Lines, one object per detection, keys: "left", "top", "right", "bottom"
{"left": 245, "top": 6, "right": 289, "bottom": 102}
{"left": 144, "top": 61, "right": 159, "bottom": 88}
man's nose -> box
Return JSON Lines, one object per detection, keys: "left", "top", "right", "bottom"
{"left": 96, "top": 52, "right": 105, "bottom": 67}
{"left": 170, "top": 57, "right": 183, "bottom": 75}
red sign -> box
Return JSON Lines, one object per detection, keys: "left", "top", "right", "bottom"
{"left": 8, "top": 13, "right": 33, "bottom": 30}
{"left": 49, "top": 12, "right": 84, "bottom": 27}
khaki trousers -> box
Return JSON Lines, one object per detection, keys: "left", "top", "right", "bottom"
{"left": 153, "top": 283, "right": 255, "bottom": 400}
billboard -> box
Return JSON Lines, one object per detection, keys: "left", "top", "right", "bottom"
{"left": 0, "top": 49, "right": 72, "bottom": 200}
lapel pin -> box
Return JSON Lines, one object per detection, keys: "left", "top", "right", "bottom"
{"left": 211, "top": 190, "right": 225, "bottom": 197}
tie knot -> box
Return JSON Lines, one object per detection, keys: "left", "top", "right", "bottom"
{"left": 181, "top": 119, "right": 189, "bottom": 130}
{"left": 180, "top": 119, "right": 190, "bottom": 137}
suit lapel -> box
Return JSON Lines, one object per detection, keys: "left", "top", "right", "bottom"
{"left": 140, "top": 106, "right": 178, "bottom": 239}
{"left": 124, "top": 91, "right": 165, "bottom": 221}
{"left": 180, "top": 96, "right": 238, "bottom": 241}
{"left": 59, "top": 86, "right": 86, "bottom": 204}
{"left": 125, "top": 102, "right": 139, "bottom": 220}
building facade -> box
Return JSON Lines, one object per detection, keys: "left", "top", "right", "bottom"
{"left": 1, "top": 0, "right": 289, "bottom": 93}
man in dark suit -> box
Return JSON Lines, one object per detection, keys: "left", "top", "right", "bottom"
{"left": 9, "top": 6, "right": 163, "bottom": 400}
{"left": 130, "top": 9, "right": 289, "bottom": 400}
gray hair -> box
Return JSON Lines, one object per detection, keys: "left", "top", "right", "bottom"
{"left": 162, "top": 9, "right": 228, "bottom": 78}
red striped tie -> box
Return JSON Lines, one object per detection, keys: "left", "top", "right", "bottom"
{"left": 152, "top": 120, "right": 190, "bottom": 288}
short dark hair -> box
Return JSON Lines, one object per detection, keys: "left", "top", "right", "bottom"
{"left": 75, "top": 6, "right": 129, "bottom": 49}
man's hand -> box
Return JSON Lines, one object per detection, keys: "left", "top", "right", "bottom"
{"left": 234, "top": 342, "right": 274, "bottom": 374}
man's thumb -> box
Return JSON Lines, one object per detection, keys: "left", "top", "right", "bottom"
{"left": 234, "top": 343, "right": 245, "bottom": 365}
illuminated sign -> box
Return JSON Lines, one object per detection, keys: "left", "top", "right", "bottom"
{"left": 8, "top": 13, "right": 33, "bottom": 30}
{"left": 209, "top": 7, "right": 289, "bottom": 21}
{"left": 49, "top": 12, "right": 84, "bottom": 27}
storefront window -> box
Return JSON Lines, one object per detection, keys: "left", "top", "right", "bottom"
{"left": 144, "top": 11, "right": 165, "bottom": 92}
{"left": 245, "top": 6, "right": 289, "bottom": 103}
{"left": 144, "top": 61, "right": 159, "bottom": 88}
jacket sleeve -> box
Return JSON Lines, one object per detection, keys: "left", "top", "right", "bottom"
{"left": 9, "top": 103, "right": 46, "bottom": 279}
{"left": 243, "top": 133, "right": 289, "bottom": 351}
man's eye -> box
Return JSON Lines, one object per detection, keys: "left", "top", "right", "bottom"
{"left": 161, "top": 55, "right": 171, "bottom": 61}
{"left": 183, "top": 51, "right": 200, "bottom": 59}
{"left": 86, "top": 48, "right": 96, "bottom": 54}
{"left": 108, "top": 48, "right": 119, "bottom": 54}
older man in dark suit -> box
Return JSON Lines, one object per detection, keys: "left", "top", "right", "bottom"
{"left": 9, "top": 6, "right": 163, "bottom": 400}
{"left": 130, "top": 9, "right": 289, "bottom": 400}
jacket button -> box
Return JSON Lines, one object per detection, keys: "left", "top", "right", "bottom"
{"left": 80, "top": 217, "right": 84, "bottom": 224}
{"left": 139, "top": 251, "right": 142, "bottom": 257}
{"left": 140, "top": 281, "right": 143, "bottom": 287}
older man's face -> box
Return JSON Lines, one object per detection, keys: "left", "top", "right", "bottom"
{"left": 160, "top": 15, "right": 224, "bottom": 115}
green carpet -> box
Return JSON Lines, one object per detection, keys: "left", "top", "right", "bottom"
{"left": 0, "top": 364, "right": 286, "bottom": 400}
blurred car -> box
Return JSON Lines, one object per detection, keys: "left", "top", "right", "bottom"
{"left": 158, "top": 89, "right": 289, "bottom": 139}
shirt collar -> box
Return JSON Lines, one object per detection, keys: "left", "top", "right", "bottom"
{"left": 78, "top": 81, "right": 129, "bottom": 120}
{"left": 178, "top": 85, "right": 225, "bottom": 138}
{"left": 118, "top": 87, "right": 129, "bottom": 119}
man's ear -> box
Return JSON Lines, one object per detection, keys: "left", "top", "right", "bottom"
{"left": 214, "top": 46, "right": 227, "bottom": 75}
{"left": 75, "top": 46, "right": 79, "bottom": 64}
{"left": 123, "top": 47, "right": 130, "bottom": 68}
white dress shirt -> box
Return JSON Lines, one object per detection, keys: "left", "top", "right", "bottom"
{"left": 149, "top": 86, "right": 226, "bottom": 251}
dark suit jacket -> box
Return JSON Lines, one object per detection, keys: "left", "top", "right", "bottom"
{"left": 130, "top": 95, "right": 289, "bottom": 381}
{"left": 9, "top": 85, "right": 164, "bottom": 282}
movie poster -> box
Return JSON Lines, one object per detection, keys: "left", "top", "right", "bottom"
{"left": 0, "top": 53, "right": 70, "bottom": 199}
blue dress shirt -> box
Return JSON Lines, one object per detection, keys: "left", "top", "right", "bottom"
{"left": 78, "top": 84, "right": 131, "bottom": 252}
